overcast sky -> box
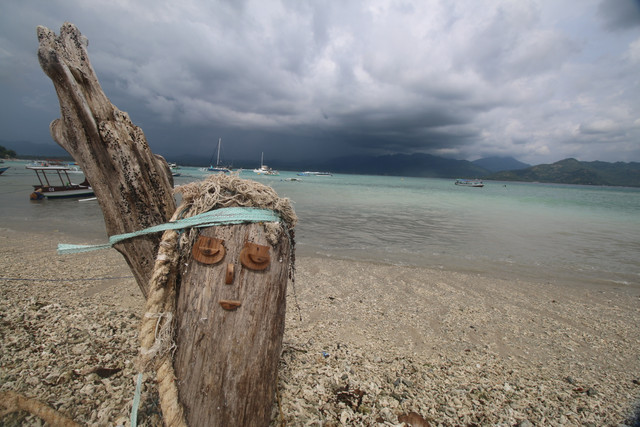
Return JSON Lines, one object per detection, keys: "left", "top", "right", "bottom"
{"left": 1, "top": 0, "right": 639, "bottom": 165}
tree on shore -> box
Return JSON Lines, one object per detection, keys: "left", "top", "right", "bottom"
{"left": 0, "top": 145, "right": 17, "bottom": 159}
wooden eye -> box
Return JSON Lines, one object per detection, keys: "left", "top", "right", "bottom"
{"left": 239, "top": 242, "right": 271, "bottom": 270}
{"left": 192, "top": 236, "right": 225, "bottom": 264}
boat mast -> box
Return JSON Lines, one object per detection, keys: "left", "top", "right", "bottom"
{"left": 216, "top": 137, "right": 222, "bottom": 167}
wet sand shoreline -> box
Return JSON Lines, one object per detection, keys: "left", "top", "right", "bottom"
{"left": 1, "top": 228, "right": 639, "bottom": 425}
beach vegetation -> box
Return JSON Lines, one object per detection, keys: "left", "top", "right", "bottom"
{"left": 0, "top": 145, "right": 16, "bottom": 159}
{"left": 486, "top": 158, "right": 640, "bottom": 187}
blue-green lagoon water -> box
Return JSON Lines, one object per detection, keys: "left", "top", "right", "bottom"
{"left": 1, "top": 160, "right": 639, "bottom": 289}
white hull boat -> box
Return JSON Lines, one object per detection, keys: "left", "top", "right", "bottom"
{"left": 455, "top": 179, "right": 484, "bottom": 187}
{"left": 253, "top": 152, "right": 279, "bottom": 175}
{"left": 27, "top": 165, "right": 94, "bottom": 199}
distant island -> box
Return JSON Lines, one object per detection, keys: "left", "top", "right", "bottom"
{"left": 485, "top": 158, "right": 640, "bottom": 187}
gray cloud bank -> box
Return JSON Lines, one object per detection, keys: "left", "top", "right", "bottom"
{"left": 1, "top": 0, "right": 639, "bottom": 165}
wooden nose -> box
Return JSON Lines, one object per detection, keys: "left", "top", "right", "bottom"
{"left": 225, "top": 263, "right": 234, "bottom": 284}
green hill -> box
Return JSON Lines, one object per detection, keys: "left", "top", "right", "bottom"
{"left": 486, "top": 158, "right": 640, "bottom": 187}
{"left": 0, "top": 145, "right": 17, "bottom": 159}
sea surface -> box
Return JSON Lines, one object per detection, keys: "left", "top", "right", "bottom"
{"left": 1, "top": 160, "right": 639, "bottom": 289}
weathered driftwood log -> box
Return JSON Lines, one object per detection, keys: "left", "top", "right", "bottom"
{"left": 37, "top": 23, "right": 175, "bottom": 297}
{"left": 37, "top": 24, "right": 296, "bottom": 426}
{"left": 174, "top": 223, "right": 290, "bottom": 426}
{"left": 138, "top": 175, "right": 296, "bottom": 426}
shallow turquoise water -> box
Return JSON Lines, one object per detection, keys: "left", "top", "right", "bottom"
{"left": 1, "top": 161, "right": 639, "bottom": 288}
{"left": 267, "top": 172, "right": 640, "bottom": 288}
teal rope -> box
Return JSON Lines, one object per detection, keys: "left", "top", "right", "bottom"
{"left": 131, "top": 372, "right": 143, "bottom": 427}
{"left": 58, "top": 207, "right": 280, "bottom": 255}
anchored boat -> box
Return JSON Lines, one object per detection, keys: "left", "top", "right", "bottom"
{"left": 27, "top": 164, "right": 94, "bottom": 199}
{"left": 297, "top": 171, "right": 333, "bottom": 176}
{"left": 168, "top": 163, "right": 181, "bottom": 177}
{"left": 253, "top": 152, "right": 279, "bottom": 175}
{"left": 207, "top": 138, "right": 231, "bottom": 173}
{"left": 455, "top": 179, "right": 484, "bottom": 187}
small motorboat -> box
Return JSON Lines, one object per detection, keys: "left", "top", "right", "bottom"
{"left": 27, "top": 164, "right": 94, "bottom": 199}
{"left": 297, "top": 171, "right": 332, "bottom": 176}
{"left": 455, "top": 179, "right": 484, "bottom": 187}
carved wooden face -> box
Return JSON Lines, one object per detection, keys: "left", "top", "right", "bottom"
{"left": 191, "top": 235, "right": 271, "bottom": 310}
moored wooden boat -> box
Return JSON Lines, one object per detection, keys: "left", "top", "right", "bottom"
{"left": 27, "top": 165, "right": 94, "bottom": 199}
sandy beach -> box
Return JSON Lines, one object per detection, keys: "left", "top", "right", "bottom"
{"left": 1, "top": 227, "right": 639, "bottom": 426}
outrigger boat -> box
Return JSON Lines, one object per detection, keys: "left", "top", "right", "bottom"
{"left": 0, "top": 166, "right": 8, "bottom": 175}
{"left": 27, "top": 164, "right": 94, "bottom": 199}
{"left": 455, "top": 179, "right": 484, "bottom": 187}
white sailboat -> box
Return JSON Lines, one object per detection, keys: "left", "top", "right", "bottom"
{"left": 207, "top": 138, "right": 231, "bottom": 173}
{"left": 252, "top": 152, "right": 279, "bottom": 175}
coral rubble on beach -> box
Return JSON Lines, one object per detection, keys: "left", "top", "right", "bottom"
{"left": 1, "top": 229, "right": 639, "bottom": 426}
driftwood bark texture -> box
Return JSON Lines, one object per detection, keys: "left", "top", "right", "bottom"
{"left": 37, "top": 23, "right": 175, "bottom": 297}
{"left": 173, "top": 224, "right": 290, "bottom": 426}
{"left": 36, "top": 23, "right": 294, "bottom": 427}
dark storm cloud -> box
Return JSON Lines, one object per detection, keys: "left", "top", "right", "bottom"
{"left": 598, "top": 0, "right": 640, "bottom": 31}
{"left": 1, "top": 0, "right": 639, "bottom": 165}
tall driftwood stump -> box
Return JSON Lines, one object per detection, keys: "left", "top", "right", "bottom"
{"left": 140, "top": 177, "right": 296, "bottom": 427}
{"left": 37, "top": 22, "right": 175, "bottom": 298}
{"left": 174, "top": 223, "right": 290, "bottom": 425}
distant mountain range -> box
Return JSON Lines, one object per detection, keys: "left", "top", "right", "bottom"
{"left": 287, "top": 153, "right": 528, "bottom": 178}
{"left": 471, "top": 156, "right": 530, "bottom": 172}
{"left": 311, "top": 153, "right": 491, "bottom": 178}
{"left": 285, "top": 154, "right": 640, "bottom": 187}
{"left": 4, "top": 139, "right": 639, "bottom": 187}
